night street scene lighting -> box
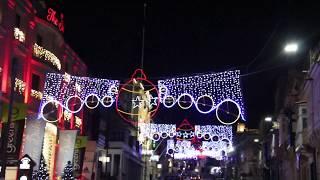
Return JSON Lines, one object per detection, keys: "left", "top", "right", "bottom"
{"left": 0, "top": 1, "right": 319, "bottom": 180}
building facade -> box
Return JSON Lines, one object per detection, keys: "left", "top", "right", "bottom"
{"left": 0, "top": 0, "right": 87, "bottom": 179}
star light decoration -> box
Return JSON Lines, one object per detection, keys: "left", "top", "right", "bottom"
{"left": 39, "top": 73, "right": 119, "bottom": 122}
{"left": 158, "top": 70, "right": 245, "bottom": 124}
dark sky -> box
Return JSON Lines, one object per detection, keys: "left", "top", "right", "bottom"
{"left": 50, "top": 1, "right": 320, "bottom": 128}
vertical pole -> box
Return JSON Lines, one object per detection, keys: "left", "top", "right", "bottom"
{"left": 0, "top": 58, "right": 16, "bottom": 179}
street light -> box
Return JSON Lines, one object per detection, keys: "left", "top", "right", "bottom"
{"left": 284, "top": 43, "right": 298, "bottom": 53}
{"left": 265, "top": 116, "right": 272, "bottom": 122}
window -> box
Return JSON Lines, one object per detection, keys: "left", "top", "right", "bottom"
{"left": 128, "top": 136, "right": 134, "bottom": 147}
{"left": 15, "top": 14, "right": 20, "bottom": 27}
{"left": 65, "top": 61, "right": 69, "bottom": 72}
{"left": 114, "top": 154, "right": 120, "bottom": 176}
{"left": 301, "top": 108, "right": 307, "bottom": 115}
{"left": 31, "top": 74, "right": 40, "bottom": 91}
{"left": 36, "top": 34, "right": 42, "bottom": 46}
{"left": 303, "top": 117, "right": 307, "bottom": 129}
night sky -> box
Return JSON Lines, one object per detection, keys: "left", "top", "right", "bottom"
{"left": 49, "top": 1, "right": 320, "bottom": 128}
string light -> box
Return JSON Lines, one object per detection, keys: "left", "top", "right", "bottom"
{"left": 14, "top": 78, "right": 26, "bottom": 94}
{"left": 63, "top": 110, "right": 72, "bottom": 122}
{"left": 75, "top": 116, "right": 82, "bottom": 128}
{"left": 158, "top": 70, "right": 245, "bottom": 121}
{"left": 31, "top": 89, "right": 43, "bottom": 100}
{"left": 14, "top": 28, "right": 25, "bottom": 43}
{"left": 138, "top": 123, "right": 176, "bottom": 143}
{"left": 33, "top": 43, "right": 61, "bottom": 70}
{"left": 40, "top": 73, "right": 119, "bottom": 121}
{"left": 194, "top": 125, "right": 233, "bottom": 142}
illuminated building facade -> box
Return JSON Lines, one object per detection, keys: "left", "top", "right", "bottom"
{"left": 0, "top": 0, "right": 86, "bottom": 179}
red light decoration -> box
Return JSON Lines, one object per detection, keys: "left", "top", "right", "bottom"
{"left": 47, "top": 8, "right": 64, "bottom": 33}
{"left": 176, "top": 119, "right": 195, "bottom": 141}
{"left": 116, "top": 69, "right": 160, "bottom": 125}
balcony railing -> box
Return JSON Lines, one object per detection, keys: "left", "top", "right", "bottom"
{"left": 33, "top": 43, "right": 61, "bottom": 70}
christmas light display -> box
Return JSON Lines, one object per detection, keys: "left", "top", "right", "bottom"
{"left": 62, "top": 161, "right": 74, "bottom": 180}
{"left": 31, "top": 89, "right": 43, "bottom": 100}
{"left": 176, "top": 119, "right": 195, "bottom": 140}
{"left": 36, "top": 154, "right": 49, "bottom": 180}
{"left": 14, "top": 78, "right": 26, "bottom": 94}
{"left": 158, "top": 70, "right": 245, "bottom": 124}
{"left": 116, "top": 69, "right": 160, "bottom": 124}
{"left": 33, "top": 43, "right": 61, "bottom": 70}
{"left": 39, "top": 73, "right": 119, "bottom": 122}
{"left": 166, "top": 139, "right": 232, "bottom": 160}
{"left": 14, "top": 27, "right": 25, "bottom": 43}
{"left": 138, "top": 123, "right": 176, "bottom": 143}
{"left": 194, "top": 125, "right": 233, "bottom": 142}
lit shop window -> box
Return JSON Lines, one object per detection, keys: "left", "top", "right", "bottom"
{"left": 14, "top": 78, "right": 26, "bottom": 94}
{"left": 13, "top": 28, "right": 25, "bottom": 43}
{"left": 33, "top": 43, "right": 61, "bottom": 70}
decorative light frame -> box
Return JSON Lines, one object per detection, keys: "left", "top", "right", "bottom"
{"left": 158, "top": 70, "right": 245, "bottom": 122}
{"left": 39, "top": 73, "right": 119, "bottom": 122}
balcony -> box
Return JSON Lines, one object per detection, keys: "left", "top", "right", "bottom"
{"left": 33, "top": 43, "right": 61, "bottom": 70}
{"left": 13, "top": 28, "right": 25, "bottom": 43}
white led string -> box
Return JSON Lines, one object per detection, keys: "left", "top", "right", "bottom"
{"left": 39, "top": 73, "right": 119, "bottom": 122}
{"left": 158, "top": 70, "right": 245, "bottom": 121}
{"left": 138, "top": 123, "right": 176, "bottom": 143}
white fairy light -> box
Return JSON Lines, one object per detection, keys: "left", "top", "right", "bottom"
{"left": 39, "top": 73, "right": 119, "bottom": 121}
{"left": 138, "top": 123, "right": 176, "bottom": 143}
{"left": 158, "top": 70, "right": 245, "bottom": 121}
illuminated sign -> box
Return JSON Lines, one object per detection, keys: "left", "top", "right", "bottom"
{"left": 47, "top": 8, "right": 64, "bottom": 33}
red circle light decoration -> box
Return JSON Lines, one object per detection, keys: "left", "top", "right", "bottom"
{"left": 116, "top": 69, "right": 160, "bottom": 125}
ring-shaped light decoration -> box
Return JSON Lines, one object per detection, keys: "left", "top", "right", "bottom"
{"left": 220, "top": 138, "right": 232, "bottom": 148}
{"left": 152, "top": 133, "right": 161, "bottom": 141}
{"left": 204, "top": 134, "right": 211, "bottom": 140}
{"left": 177, "top": 93, "right": 194, "bottom": 110}
{"left": 211, "top": 135, "right": 219, "bottom": 142}
{"left": 216, "top": 99, "right": 241, "bottom": 125}
{"left": 65, "top": 95, "right": 84, "bottom": 113}
{"left": 167, "top": 148, "right": 174, "bottom": 155}
{"left": 195, "top": 95, "right": 215, "bottom": 114}
{"left": 169, "top": 132, "right": 176, "bottom": 138}
{"left": 161, "top": 132, "right": 168, "bottom": 138}
{"left": 85, "top": 93, "right": 100, "bottom": 109}
{"left": 163, "top": 95, "right": 176, "bottom": 108}
{"left": 40, "top": 100, "right": 64, "bottom": 122}
{"left": 109, "top": 85, "right": 118, "bottom": 95}
{"left": 101, "top": 95, "right": 114, "bottom": 107}
{"left": 116, "top": 69, "right": 161, "bottom": 125}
